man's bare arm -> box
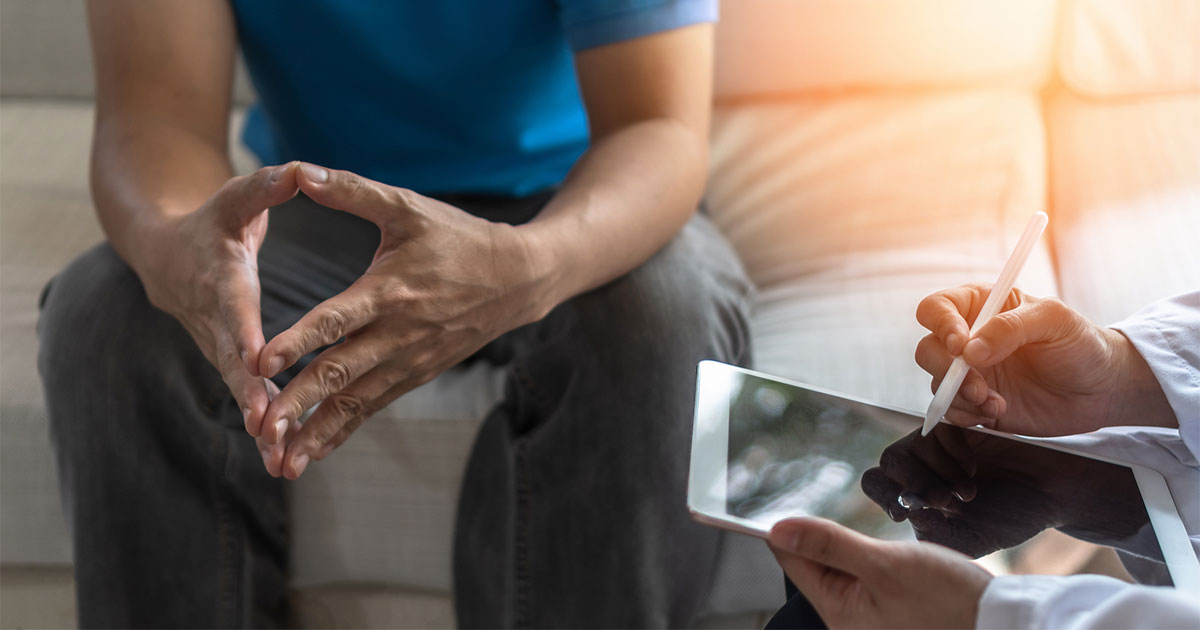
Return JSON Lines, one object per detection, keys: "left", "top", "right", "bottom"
{"left": 518, "top": 24, "right": 714, "bottom": 312}
{"left": 87, "top": 0, "right": 236, "bottom": 270}
{"left": 87, "top": 0, "right": 299, "bottom": 439}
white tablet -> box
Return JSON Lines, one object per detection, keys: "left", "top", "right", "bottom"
{"left": 688, "top": 360, "right": 1200, "bottom": 591}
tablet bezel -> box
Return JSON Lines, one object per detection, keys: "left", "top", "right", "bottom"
{"left": 688, "top": 360, "right": 1200, "bottom": 592}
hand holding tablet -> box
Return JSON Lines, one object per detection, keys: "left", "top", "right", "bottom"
{"left": 688, "top": 362, "right": 1200, "bottom": 589}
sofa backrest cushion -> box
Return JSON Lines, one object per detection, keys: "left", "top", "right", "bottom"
{"left": 714, "top": 0, "right": 1059, "bottom": 99}
{"left": 1058, "top": 0, "right": 1200, "bottom": 97}
{"left": 0, "top": 0, "right": 255, "bottom": 103}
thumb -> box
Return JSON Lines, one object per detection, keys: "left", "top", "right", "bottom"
{"left": 962, "top": 297, "right": 1084, "bottom": 368}
{"left": 295, "top": 162, "right": 408, "bottom": 226}
{"left": 769, "top": 518, "right": 882, "bottom": 587}
{"left": 213, "top": 162, "right": 300, "bottom": 225}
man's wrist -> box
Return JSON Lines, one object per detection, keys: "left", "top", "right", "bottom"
{"left": 504, "top": 222, "right": 567, "bottom": 326}
{"left": 1106, "top": 328, "right": 1178, "bottom": 430}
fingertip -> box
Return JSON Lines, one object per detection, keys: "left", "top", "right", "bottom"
{"left": 982, "top": 392, "right": 1004, "bottom": 419}
{"left": 953, "top": 481, "right": 978, "bottom": 503}
{"left": 944, "top": 407, "right": 983, "bottom": 428}
{"left": 768, "top": 520, "right": 800, "bottom": 552}
{"left": 260, "top": 349, "right": 286, "bottom": 379}
{"left": 243, "top": 382, "right": 269, "bottom": 437}
{"left": 299, "top": 162, "right": 329, "bottom": 185}
{"left": 946, "top": 331, "right": 964, "bottom": 356}
{"left": 285, "top": 453, "right": 311, "bottom": 480}
{"left": 965, "top": 372, "right": 989, "bottom": 405}
{"left": 242, "top": 343, "right": 263, "bottom": 377}
{"left": 963, "top": 337, "right": 991, "bottom": 365}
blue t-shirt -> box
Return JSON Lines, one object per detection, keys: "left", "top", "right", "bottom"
{"left": 230, "top": 0, "right": 717, "bottom": 196}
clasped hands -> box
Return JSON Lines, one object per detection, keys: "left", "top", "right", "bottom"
{"left": 144, "top": 162, "right": 548, "bottom": 480}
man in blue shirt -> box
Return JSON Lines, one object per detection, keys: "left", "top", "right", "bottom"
{"left": 39, "top": 0, "right": 751, "bottom": 627}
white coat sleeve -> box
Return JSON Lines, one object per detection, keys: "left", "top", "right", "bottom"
{"left": 1109, "top": 291, "right": 1200, "bottom": 460}
{"left": 977, "top": 575, "right": 1200, "bottom": 629}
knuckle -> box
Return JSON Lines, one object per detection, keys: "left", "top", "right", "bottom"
{"left": 327, "top": 391, "right": 365, "bottom": 420}
{"left": 341, "top": 171, "right": 368, "bottom": 201}
{"left": 387, "top": 186, "right": 412, "bottom": 208}
{"left": 371, "top": 282, "right": 408, "bottom": 313}
{"left": 992, "top": 311, "right": 1022, "bottom": 337}
{"left": 1039, "top": 297, "right": 1068, "bottom": 319}
{"left": 966, "top": 282, "right": 991, "bottom": 293}
{"left": 315, "top": 359, "right": 353, "bottom": 391}
{"left": 227, "top": 173, "right": 253, "bottom": 192}
{"left": 315, "top": 308, "right": 349, "bottom": 344}
{"left": 286, "top": 396, "right": 310, "bottom": 423}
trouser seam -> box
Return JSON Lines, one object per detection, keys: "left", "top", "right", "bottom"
{"left": 514, "top": 438, "right": 533, "bottom": 628}
{"left": 213, "top": 428, "right": 243, "bottom": 626}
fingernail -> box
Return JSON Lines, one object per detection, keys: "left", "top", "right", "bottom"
{"left": 771, "top": 522, "right": 805, "bottom": 552}
{"left": 899, "top": 492, "right": 927, "bottom": 510}
{"left": 241, "top": 349, "right": 249, "bottom": 366}
{"left": 964, "top": 338, "right": 991, "bottom": 363}
{"left": 318, "top": 443, "right": 334, "bottom": 459}
{"left": 260, "top": 448, "right": 272, "bottom": 470}
{"left": 946, "top": 332, "right": 963, "bottom": 354}
{"left": 300, "top": 163, "right": 328, "bottom": 183}
{"left": 242, "top": 407, "right": 252, "bottom": 424}
{"left": 266, "top": 356, "right": 284, "bottom": 378}
{"left": 982, "top": 395, "right": 1000, "bottom": 418}
{"left": 292, "top": 454, "right": 310, "bottom": 478}
{"left": 274, "top": 419, "right": 289, "bottom": 442}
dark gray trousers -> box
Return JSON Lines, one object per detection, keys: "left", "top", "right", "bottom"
{"left": 38, "top": 192, "right": 753, "bottom": 628}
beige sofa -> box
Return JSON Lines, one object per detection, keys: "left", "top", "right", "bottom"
{"left": 3, "top": 0, "right": 1198, "bottom": 627}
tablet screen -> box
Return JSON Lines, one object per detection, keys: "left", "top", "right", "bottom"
{"left": 721, "top": 368, "right": 1172, "bottom": 584}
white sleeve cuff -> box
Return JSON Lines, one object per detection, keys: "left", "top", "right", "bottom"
{"left": 1109, "top": 292, "right": 1200, "bottom": 461}
{"left": 977, "top": 574, "right": 1200, "bottom": 629}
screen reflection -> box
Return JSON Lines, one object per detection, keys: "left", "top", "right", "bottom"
{"left": 725, "top": 372, "right": 1168, "bottom": 582}
{"left": 862, "top": 424, "right": 1164, "bottom": 568}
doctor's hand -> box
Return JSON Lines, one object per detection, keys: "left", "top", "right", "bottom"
{"left": 768, "top": 517, "right": 991, "bottom": 629}
{"left": 254, "top": 164, "right": 551, "bottom": 479}
{"left": 914, "top": 284, "right": 1175, "bottom": 437}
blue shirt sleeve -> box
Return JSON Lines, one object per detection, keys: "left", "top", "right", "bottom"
{"left": 557, "top": 0, "right": 718, "bottom": 50}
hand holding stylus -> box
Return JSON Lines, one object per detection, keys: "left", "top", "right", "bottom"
{"left": 922, "top": 212, "right": 1047, "bottom": 436}
{"left": 914, "top": 285, "right": 1176, "bottom": 436}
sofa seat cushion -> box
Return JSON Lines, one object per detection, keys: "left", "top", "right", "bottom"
{"left": 2, "top": 102, "right": 116, "bottom": 565}
{"left": 286, "top": 367, "right": 500, "bottom": 591}
{"left": 707, "top": 89, "right": 1059, "bottom": 412}
{"left": 1060, "top": 0, "right": 1200, "bottom": 97}
{"left": 714, "top": 0, "right": 1057, "bottom": 99}
{"left": 1049, "top": 92, "right": 1200, "bottom": 325}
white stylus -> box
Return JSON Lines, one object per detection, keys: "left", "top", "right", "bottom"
{"left": 921, "top": 211, "right": 1049, "bottom": 437}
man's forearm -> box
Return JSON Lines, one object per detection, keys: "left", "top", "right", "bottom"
{"left": 91, "top": 115, "right": 233, "bottom": 274}
{"left": 516, "top": 117, "right": 708, "bottom": 318}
